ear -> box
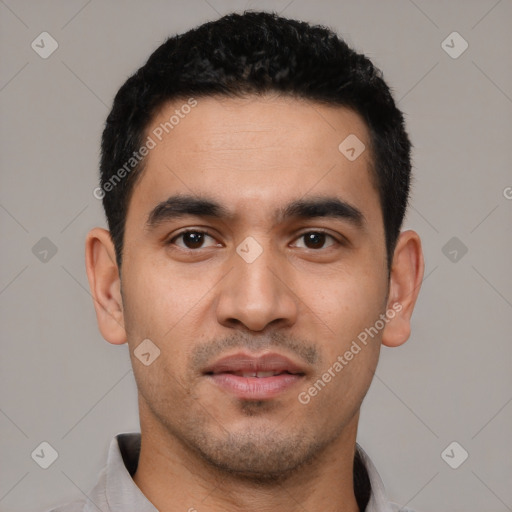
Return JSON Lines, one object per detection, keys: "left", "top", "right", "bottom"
{"left": 85, "top": 227, "right": 127, "bottom": 345}
{"left": 381, "top": 230, "right": 424, "bottom": 348}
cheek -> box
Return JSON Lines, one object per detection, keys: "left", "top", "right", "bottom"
{"left": 296, "top": 341, "right": 379, "bottom": 436}
{"left": 121, "top": 258, "right": 213, "bottom": 384}
{"left": 300, "top": 263, "right": 386, "bottom": 406}
{"left": 122, "top": 255, "right": 203, "bottom": 337}
{"left": 299, "top": 280, "right": 383, "bottom": 419}
{"left": 123, "top": 267, "right": 187, "bottom": 388}
{"left": 307, "top": 266, "right": 387, "bottom": 340}
{"left": 122, "top": 272, "right": 195, "bottom": 404}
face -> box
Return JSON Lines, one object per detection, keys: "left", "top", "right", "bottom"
{"left": 119, "top": 94, "right": 390, "bottom": 479}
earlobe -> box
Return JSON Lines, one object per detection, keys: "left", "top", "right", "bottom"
{"left": 84, "top": 227, "right": 127, "bottom": 345}
{"left": 381, "top": 230, "right": 425, "bottom": 348}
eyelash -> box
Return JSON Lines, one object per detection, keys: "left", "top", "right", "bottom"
{"left": 166, "top": 229, "right": 342, "bottom": 251}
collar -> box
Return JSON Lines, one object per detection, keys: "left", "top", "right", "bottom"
{"left": 84, "top": 432, "right": 401, "bottom": 512}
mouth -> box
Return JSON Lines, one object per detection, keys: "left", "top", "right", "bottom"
{"left": 203, "top": 352, "right": 307, "bottom": 400}
{"left": 206, "top": 370, "right": 302, "bottom": 378}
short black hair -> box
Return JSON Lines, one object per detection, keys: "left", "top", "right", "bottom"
{"left": 99, "top": 10, "right": 412, "bottom": 274}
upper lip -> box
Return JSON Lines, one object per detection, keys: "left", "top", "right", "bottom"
{"left": 203, "top": 352, "right": 307, "bottom": 375}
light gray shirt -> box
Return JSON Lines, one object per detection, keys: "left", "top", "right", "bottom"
{"left": 44, "top": 432, "right": 416, "bottom": 512}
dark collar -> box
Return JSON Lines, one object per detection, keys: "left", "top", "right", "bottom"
{"left": 118, "top": 433, "right": 371, "bottom": 511}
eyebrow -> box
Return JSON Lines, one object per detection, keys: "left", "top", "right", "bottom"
{"left": 145, "top": 193, "right": 366, "bottom": 231}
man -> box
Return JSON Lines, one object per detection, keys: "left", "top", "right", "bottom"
{"left": 48, "top": 10, "right": 424, "bottom": 512}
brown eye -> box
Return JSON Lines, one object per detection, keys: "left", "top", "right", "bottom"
{"left": 169, "top": 230, "right": 218, "bottom": 250}
{"left": 293, "top": 231, "right": 337, "bottom": 250}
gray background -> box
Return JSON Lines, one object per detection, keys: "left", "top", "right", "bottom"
{"left": 1, "top": 1, "right": 511, "bottom": 511}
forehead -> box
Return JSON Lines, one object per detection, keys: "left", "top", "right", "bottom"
{"left": 128, "top": 94, "right": 381, "bottom": 230}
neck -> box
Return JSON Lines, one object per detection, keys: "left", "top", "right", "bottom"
{"left": 133, "top": 406, "right": 362, "bottom": 512}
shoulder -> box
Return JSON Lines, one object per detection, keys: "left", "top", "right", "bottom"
{"left": 389, "top": 502, "right": 418, "bottom": 512}
{"left": 41, "top": 498, "right": 86, "bottom": 512}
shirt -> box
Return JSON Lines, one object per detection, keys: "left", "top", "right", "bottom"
{"left": 44, "top": 432, "right": 417, "bottom": 512}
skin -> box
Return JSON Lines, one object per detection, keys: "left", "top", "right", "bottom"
{"left": 85, "top": 94, "right": 424, "bottom": 512}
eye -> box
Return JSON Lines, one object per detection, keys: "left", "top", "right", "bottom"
{"left": 166, "top": 229, "right": 341, "bottom": 252}
{"left": 292, "top": 231, "right": 339, "bottom": 250}
{"left": 167, "top": 229, "right": 220, "bottom": 250}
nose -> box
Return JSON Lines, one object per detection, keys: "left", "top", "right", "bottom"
{"left": 215, "top": 238, "right": 299, "bottom": 332}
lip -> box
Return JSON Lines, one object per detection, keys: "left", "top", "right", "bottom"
{"left": 203, "top": 351, "right": 307, "bottom": 375}
{"left": 203, "top": 351, "right": 307, "bottom": 400}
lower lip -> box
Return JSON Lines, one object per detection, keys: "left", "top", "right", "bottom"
{"left": 207, "top": 373, "right": 304, "bottom": 400}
